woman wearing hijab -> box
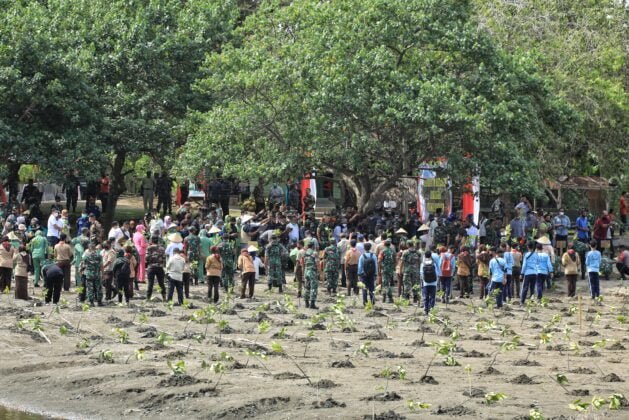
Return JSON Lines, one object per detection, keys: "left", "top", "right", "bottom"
{"left": 561, "top": 244, "right": 581, "bottom": 298}
{"left": 0, "top": 236, "right": 16, "bottom": 292}
{"left": 14, "top": 244, "right": 29, "bottom": 300}
{"left": 133, "top": 224, "right": 148, "bottom": 283}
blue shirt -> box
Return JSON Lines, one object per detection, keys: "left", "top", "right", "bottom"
{"left": 536, "top": 252, "right": 553, "bottom": 275}
{"left": 576, "top": 217, "right": 589, "bottom": 240}
{"left": 502, "top": 251, "right": 514, "bottom": 275}
{"left": 489, "top": 257, "right": 507, "bottom": 283}
{"left": 521, "top": 251, "right": 539, "bottom": 276}
{"left": 438, "top": 252, "right": 456, "bottom": 277}
{"left": 585, "top": 249, "right": 601, "bottom": 273}
{"left": 553, "top": 215, "right": 570, "bottom": 237}
{"left": 76, "top": 216, "right": 91, "bottom": 234}
{"left": 358, "top": 252, "right": 378, "bottom": 277}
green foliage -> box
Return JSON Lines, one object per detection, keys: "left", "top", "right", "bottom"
{"left": 168, "top": 360, "right": 186, "bottom": 376}
{"left": 485, "top": 392, "right": 508, "bottom": 405}
{"left": 407, "top": 400, "right": 431, "bottom": 411}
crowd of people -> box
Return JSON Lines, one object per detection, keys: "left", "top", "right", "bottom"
{"left": 0, "top": 179, "right": 627, "bottom": 316}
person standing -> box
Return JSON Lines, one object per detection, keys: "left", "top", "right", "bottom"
{"left": 488, "top": 249, "right": 507, "bottom": 308}
{"left": 535, "top": 243, "right": 554, "bottom": 299}
{"left": 511, "top": 245, "right": 522, "bottom": 300}
{"left": 585, "top": 240, "right": 602, "bottom": 300}
{"left": 101, "top": 242, "right": 117, "bottom": 301}
{"left": 438, "top": 246, "right": 456, "bottom": 303}
{"left": 205, "top": 246, "right": 222, "bottom": 303}
{"left": 500, "top": 243, "right": 514, "bottom": 303}
{"left": 219, "top": 234, "right": 236, "bottom": 292}
{"left": 166, "top": 248, "right": 185, "bottom": 305}
{"left": 183, "top": 226, "right": 200, "bottom": 287}
{"left": 265, "top": 235, "right": 287, "bottom": 293}
{"left": 133, "top": 224, "right": 148, "bottom": 283}
{"left": 619, "top": 192, "right": 627, "bottom": 236}
{"left": 323, "top": 241, "right": 340, "bottom": 296}
{"left": 71, "top": 228, "right": 89, "bottom": 287}
{"left": 379, "top": 239, "right": 396, "bottom": 303}
{"left": 81, "top": 240, "right": 103, "bottom": 306}
{"left": 561, "top": 245, "right": 581, "bottom": 297}
{"left": 268, "top": 184, "right": 284, "bottom": 207}
{"left": 302, "top": 242, "right": 319, "bottom": 309}
{"left": 358, "top": 243, "right": 378, "bottom": 306}
{"left": 29, "top": 231, "right": 47, "bottom": 287}
{"left": 400, "top": 240, "right": 421, "bottom": 302}
{"left": 46, "top": 210, "right": 63, "bottom": 247}
{"left": 592, "top": 210, "right": 611, "bottom": 254}
{"left": 476, "top": 246, "right": 491, "bottom": 299}
{"left": 54, "top": 234, "right": 73, "bottom": 291}
{"left": 63, "top": 171, "right": 80, "bottom": 213}
{"left": 112, "top": 250, "right": 132, "bottom": 305}
{"left": 141, "top": 171, "right": 155, "bottom": 213}
{"left": 237, "top": 248, "right": 256, "bottom": 299}
{"left": 615, "top": 244, "right": 629, "bottom": 280}
{"left": 421, "top": 250, "right": 438, "bottom": 314}
{"left": 253, "top": 179, "right": 266, "bottom": 213}
{"left": 520, "top": 242, "right": 539, "bottom": 303}
{"left": 145, "top": 236, "right": 166, "bottom": 301}
{"left": 43, "top": 261, "right": 64, "bottom": 305}
{"left": 344, "top": 240, "right": 360, "bottom": 296}
{"left": 13, "top": 245, "right": 29, "bottom": 300}
{"left": 99, "top": 173, "right": 110, "bottom": 213}
{"left": 456, "top": 246, "right": 473, "bottom": 298}
{"left": 553, "top": 209, "right": 570, "bottom": 262}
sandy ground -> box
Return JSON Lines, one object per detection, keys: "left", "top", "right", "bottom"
{"left": 1, "top": 270, "right": 628, "bottom": 420}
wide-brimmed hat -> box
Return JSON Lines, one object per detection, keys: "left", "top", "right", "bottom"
{"left": 17, "top": 224, "right": 26, "bottom": 231}
{"left": 395, "top": 228, "right": 408, "bottom": 235}
{"left": 417, "top": 224, "right": 430, "bottom": 232}
{"left": 241, "top": 214, "right": 254, "bottom": 223}
{"left": 167, "top": 232, "right": 183, "bottom": 243}
{"left": 247, "top": 245, "right": 259, "bottom": 253}
{"left": 208, "top": 226, "right": 221, "bottom": 234}
{"left": 536, "top": 236, "right": 551, "bottom": 245}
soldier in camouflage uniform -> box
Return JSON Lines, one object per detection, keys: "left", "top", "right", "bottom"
{"left": 433, "top": 222, "right": 448, "bottom": 249}
{"left": 379, "top": 239, "right": 396, "bottom": 303}
{"left": 265, "top": 235, "right": 287, "bottom": 293}
{"left": 317, "top": 217, "right": 332, "bottom": 250}
{"left": 145, "top": 236, "right": 167, "bottom": 301}
{"left": 219, "top": 234, "right": 235, "bottom": 291}
{"left": 80, "top": 240, "right": 103, "bottom": 306}
{"left": 401, "top": 241, "right": 421, "bottom": 302}
{"left": 184, "top": 227, "right": 201, "bottom": 285}
{"left": 323, "top": 242, "right": 340, "bottom": 296}
{"left": 302, "top": 242, "right": 319, "bottom": 309}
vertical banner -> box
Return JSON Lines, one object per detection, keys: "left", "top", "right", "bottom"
{"left": 472, "top": 175, "right": 480, "bottom": 226}
{"left": 461, "top": 175, "right": 480, "bottom": 225}
{"left": 417, "top": 159, "right": 451, "bottom": 223}
{"left": 300, "top": 173, "right": 317, "bottom": 210}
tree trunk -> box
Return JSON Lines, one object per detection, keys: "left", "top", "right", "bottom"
{"left": 103, "top": 151, "right": 127, "bottom": 232}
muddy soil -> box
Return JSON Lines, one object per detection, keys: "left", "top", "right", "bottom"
{"left": 0, "top": 277, "right": 628, "bottom": 419}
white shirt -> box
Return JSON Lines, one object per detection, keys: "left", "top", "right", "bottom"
{"left": 287, "top": 223, "right": 300, "bottom": 243}
{"left": 253, "top": 256, "right": 263, "bottom": 281}
{"left": 108, "top": 227, "right": 124, "bottom": 250}
{"left": 166, "top": 254, "right": 185, "bottom": 281}
{"left": 165, "top": 242, "right": 183, "bottom": 258}
{"left": 47, "top": 214, "right": 62, "bottom": 238}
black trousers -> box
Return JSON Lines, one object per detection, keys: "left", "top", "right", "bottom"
{"left": 146, "top": 267, "right": 166, "bottom": 300}
{"left": 66, "top": 192, "right": 78, "bottom": 212}
{"left": 116, "top": 274, "right": 131, "bottom": 303}
{"left": 207, "top": 275, "right": 221, "bottom": 303}
{"left": 45, "top": 274, "right": 64, "bottom": 304}
{"left": 0, "top": 267, "right": 12, "bottom": 292}
{"left": 241, "top": 272, "right": 255, "bottom": 298}
{"left": 103, "top": 272, "right": 116, "bottom": 300}
{"left": 183, "top": 272, "right": 191, "bottom": 299}
{"left": 167, "top": 277, "right": 184, "bottom": 304}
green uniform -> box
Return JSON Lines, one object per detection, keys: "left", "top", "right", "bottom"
{"left": 402, "top": 249, "right": 421, "bottom": 299}
{"left": 317, "top": 223, "right": 332, "bottom": 249}
{"left": 266, "top": 241, "right": 287, "bottom": 288}
{"left": 219, "top": 239, "right": 235, "bottom": 290}
{"left": 81, "top": 250, "right": 103, "bottom": 303}
{"left": 29, "top": 232, "right": 48, "bottom": 287}
{"left": 381, "top": 246, "right": 396, "bottom": 300}
{"left": 323, "top": 244, "right": 340, "bottom": 291}
{"left": 198, "top": 231, "right": 212, "bottom": 282}
{"left": 304, "top": 248, "right": 319, "bottom": 304}
{"left": 184, "top": 233, "right": 200, "bottom": 281}
{"left": 71, "top": 235, "right": 88, "bottom": 287}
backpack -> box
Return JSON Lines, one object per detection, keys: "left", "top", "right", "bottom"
{"left": 423, "top": 260, "right": 437, "bottom": 282}
{"left": 115, "top": 257, "right": 131, "bottom": 278}
{"left": 440, "top": 254, "right": 453, "bottom": 277}
{"left": 363, "top": 253, "right": 376, "bottom": 278}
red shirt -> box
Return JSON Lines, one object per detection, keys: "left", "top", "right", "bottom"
{"left": 593, "top": 216, "right": 610, "bottom": 240}
{"left": 100, "top": 177, "right": 110, "bottom": 194}
{"left": 620, "top": 196, "right": 627, "bottom": 216}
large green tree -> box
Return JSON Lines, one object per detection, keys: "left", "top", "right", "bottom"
{"left": 184, "top": 0, "right": 577, "bottom": 212}
{"left": 475, "top": 0, "right": 628, "bottom": 188}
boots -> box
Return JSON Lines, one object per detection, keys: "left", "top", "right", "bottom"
{"left": 297, "top": 291, "right": 301, "bottom": 298}
{"left": 305, "top": 300, "right": 310, "bottom": 308}
{"left": 310, "top": 301, "right": 318, "bottom": 310}
{"left": 278, "top": 285, "right": 283, "bottom": 293}
{"left": 387, "top": 295, "right": 394, "bottom": 304}
{"left": 382, "top": 294, "right": 387, "bottom": 303}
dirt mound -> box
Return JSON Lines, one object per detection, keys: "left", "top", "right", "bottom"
{"left": 363, "top": 411, "right": 406, "bottom": 420}
{"left": 607, "top": 341, "right": 626, "bottom": 350}
{"left": 158, "top": 374, "right": 199, "bottom": 387}
{"left": 330, "top": 360, "right": 355, "bottom": 368}
{"left": 399, "top": 352, "right": 414, "bottom": 359}
{"left": 469, "top": 334, "right": 492, "bottom": 341}
{"left": 409, "top": 339, "right": 428, "bottom": 347}
{"left": 420, "top": 375, "right": 439, "bottom": 384}
{"left": 295, "top": 336, "right": 318, "bottom": 343}
{"left": 570, "top": 389, "right": 590, "bottom": 396}
{"left": 462, "top": 387, "right": 485, "bottom": 398}
{"left": 273, "top": 372, "right": 304, "bottom": 380}
{"left": 585, "top": 330, "right": 600, "bottom": 336}
{"left": 364, "top": 392, "right": 402, "bottom": 401}
{"left": 580, "top": 350, "right": 601, "bottom": 357}
{"left": 376, "top": 351, "right": 398, "bottom": 359}
{"left": 150, "top": 309, "right": 167, "bottom": 317}
{"left": 312, "top": 398, "right": 346, "bottom": 409}
{"left": 601, "top": 373, "right": 624, "bottom": 382}
{"left": 479, "top": 367, "right": 502, "bottom": 375}
{"left": 215, "top": 396, "right": 290, "bottom": 419}
{"left": 513, "top": 359, "right": 541, "bottom": 366}
{"left": 311, "top": 379, "right": 338, "bottom": 388}
{"left": 570, "top": 367, "right": 595, "bottom": 374}
{"left": 366, "top": 311, "right": 387, "bottom": 317}
{"left": 463, "top": 350, "right": 488, "bottom": 358}
{"left": 432, "top": 405, "right": 476, "bottom": 416}
{"left": 361, "top": 329, "right": 389, "bottom": 340}
{"left": 310, "top": 322, "right": 326, "bottom": 330}
{"left": 509, "top": 374, "right": 538, "bottom": 384}
{"left": 330, "top": 340, "right": 351, "bottom": 349}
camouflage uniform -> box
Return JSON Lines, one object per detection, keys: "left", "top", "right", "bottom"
{"left": 219, "top": 239, "right": 235, "bottom": 290}
{"left": 184, "top": 233, "right": 200, "bottom": 282}
{"left": 323, "top": 244, "right": 340, "bottom": 292}
{"left": 266, "top": 240, "right": 287, "bottom": 288}
{"left": 433, "top": 225, "right": 448, "bottom": 248}
{"left": 317, "top": 223, "right": 332, "bottom": 249}
{"left": 304, "top": 248, "right": 319, "bottom": 305}
{"left": 81, "top": 250, "right": 103, "bottom": 304}
{"left": 146, "top": 243, "right": 167, "bottom": 300}
{"left": 380, "top": 246, "right": 396, "bottom": 301}
{"left": 71, "top": 235, "right": 88, "bottom": 287}
{"left": 402, "top": 249, "right": 421, "bottom": 300}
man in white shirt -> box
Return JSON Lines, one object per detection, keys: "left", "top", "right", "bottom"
{"left": 108, "top": 221, "right": 124, "bottom": 251}
{"left": 47, "top": 210, "right": 64, "bottom": 246}
{"left": 287, "top": 216, "right": 300, "bottom": 245}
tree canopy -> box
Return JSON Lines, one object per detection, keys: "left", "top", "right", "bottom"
{"left": 184, "top": 0, "right": 578, "bottom": 211}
